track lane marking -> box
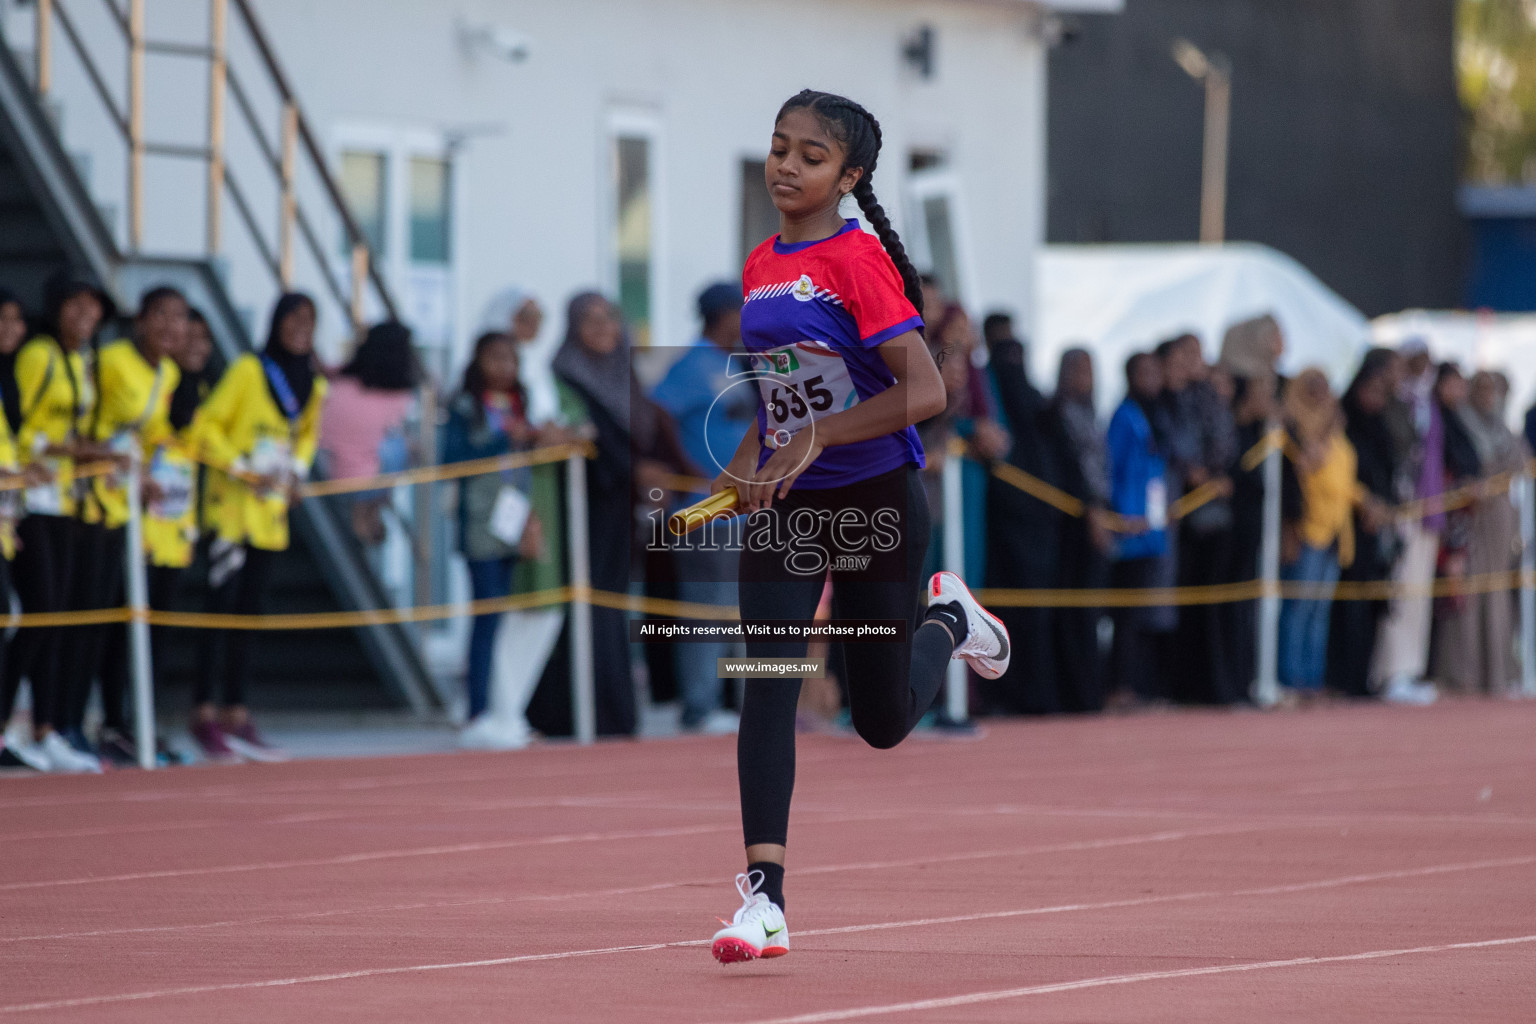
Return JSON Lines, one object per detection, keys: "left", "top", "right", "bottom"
{"left": 1, "top": 854, "right": 1530, "bottom": 1013}
{"left": 0, "top": 825, "right": 1255, "bottom": 942}
{"left": 725, "top": 933, "right": 1536, "bottom": 1023}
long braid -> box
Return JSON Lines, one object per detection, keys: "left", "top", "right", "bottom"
{"left": 777, "top": 90, "right": 926, "bottom": 319}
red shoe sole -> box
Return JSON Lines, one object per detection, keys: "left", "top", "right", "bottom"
{"left": 934, "top": 572, "right": 1010, "bottom": 680}
{"left": 712, "top": 937, "right": 762, "bottom": 963}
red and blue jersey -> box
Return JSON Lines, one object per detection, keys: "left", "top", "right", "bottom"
{"left": 739, "top": 218, "right": 926, "bottom": 489}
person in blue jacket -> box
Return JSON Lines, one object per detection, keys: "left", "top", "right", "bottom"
{"left": 1106, "top": 351, "right": 1172, "bottom": 703}
{"left": 652, "top": 282, "right": 752, "bottom": 732}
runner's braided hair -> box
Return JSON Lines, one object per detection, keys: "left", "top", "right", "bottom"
{"left": 776, "top": 90, "right": 924, "bottom": 320}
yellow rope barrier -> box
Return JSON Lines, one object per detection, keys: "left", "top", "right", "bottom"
{"left": 0, "top": 458, "right": 120, "bottom": 493}
{"left": 9, "top": 571, "right": 1533, "bottom": 629}
{"left": 295, "top": 443, "right": 596, "bottom": 498}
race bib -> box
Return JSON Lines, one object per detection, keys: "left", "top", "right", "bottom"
{"left": 106, "top": 430, "right": 136, "bottom": 488}
{"left": 489, "top": 485, "right": 531, "bottom": 547}
{"left": 24, "top": 436, "right": 61, "bottom": 515}
{"left": 148, "top": 449, "right": 194, "bottom": 521}
{"left": 751, "top": 341, "right": 860, "bottom": 444}
{"left": 250, "top": 436, "right": 292, "bottom": 478}
{"left": 1146, "top": 477, "right": 1168, "bottom": 531}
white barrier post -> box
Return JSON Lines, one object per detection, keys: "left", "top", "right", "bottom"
{"left": 1519, "top": 470, "right": 1535, "bottom": 699}
{"left": 564, "top": 449, "right": 596, "bottom": 744}
{"left": 941, "top": 446, "right": 967, "bottom": 722}
{"left": 1253, "top": 432, "right": 1282, "bottom": 707}
{"left": 124, "top": 451, "right": 156, "bottom": 769}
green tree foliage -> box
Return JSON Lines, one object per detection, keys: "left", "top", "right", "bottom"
{"left": 1460, "top": 0, "right": 1536, "bottom": 183}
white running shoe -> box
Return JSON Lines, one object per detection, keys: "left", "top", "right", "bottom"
{"left": 457, "top": 714, "right": 532, "bottom": 751}
{"left": 928, "top": 571, "right": 1010, "bottom": 680}
{"left": 1381, "top": 674, "right": 1438, "bottom": 706}
{"left": 711, "top": 871, "right": 789, "bottom": 964}
{"left": 40, "top": 732, "right": 103, "bottom": 773}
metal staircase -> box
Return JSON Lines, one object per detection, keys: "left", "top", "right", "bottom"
{"left": 0, "top": 0, "right": 440, "bottom": 712}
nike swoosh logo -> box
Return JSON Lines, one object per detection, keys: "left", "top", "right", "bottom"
{"left": 764, "top": 924, "right": 784, "bottom": 940}
{"left": 984, "top": 616, "right": 1009, "bottom": 661}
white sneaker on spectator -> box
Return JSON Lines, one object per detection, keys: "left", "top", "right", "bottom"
{"left": 4, "top": 739, "right": 51, "bottom": 772}
{"left": 697, "top": 709, "right": 740, "bottom": 736}
{"left": 40, "top": 731, "right": 103, "bottom": 773}
{"left": 1382, "top": 674, "right": 1438, "bottom": 706}
{"left": 711, "top": 871, "right": 789, "bottom": 963}
{"left": 458, "top": 715, "right": 531, "bottom": 751}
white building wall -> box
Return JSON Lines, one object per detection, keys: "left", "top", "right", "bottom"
{"left": 244, "top": 0, "right": 1050, "bottom": 369}
{"left": 17, "top": 0, "right": 1054, "bottom": 369}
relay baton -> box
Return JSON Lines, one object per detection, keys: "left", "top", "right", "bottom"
{"left": 668, "top": 486, "right": 740, "bottom": 536}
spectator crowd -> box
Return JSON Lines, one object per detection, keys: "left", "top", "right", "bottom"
{"left": 1, "top": 268, "right": 1534, "bottom": 773}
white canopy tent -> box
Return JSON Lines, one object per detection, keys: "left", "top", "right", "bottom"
{"left": 1033, "top": 243, "right": 1371, "bottom": 413}
{"left": 1372, "top": 310, "right": 1536, "bottom": 429}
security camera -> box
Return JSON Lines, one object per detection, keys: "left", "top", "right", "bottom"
{"left": 458, "top": 20, "right": 532, "bottom": 64}
{"left": 485, "top": 26, "right": 532, "bottom": 62}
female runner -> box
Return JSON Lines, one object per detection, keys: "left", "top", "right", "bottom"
{"left": 708, "top": 90, "right": 1010, "bottom": 963}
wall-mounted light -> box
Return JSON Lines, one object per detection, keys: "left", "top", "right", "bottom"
{"left": 457, "top": 19, "right": 533, "bottom": 64}
{"left": 902, "top": 25, "right": 935, "bottom": 79}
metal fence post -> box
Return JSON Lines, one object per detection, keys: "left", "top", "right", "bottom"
{"left": 1520, "top": 469, "right": 1535, "bottom": 699}
{"left": 124, "top": 452, "right": 156, "bottom": 769}
{"left": 941, "top": 445, "right": 967, "bottom": 721}
{"left": 564, "top": 449, "right": 596, "bottom": 744}
{"left": 1253, "top": 430, "right": 1282, "bottom": 707}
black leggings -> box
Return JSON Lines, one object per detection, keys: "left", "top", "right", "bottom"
{"left": 196, "top": 545, "right": 276, "bottom": 709}
{"left": 102, "top": 565, "right": 183, "bottom": 735}
{"left": 59, "top": 520, "right": 127, "bottom": 733}
{"left": 3, "top": 515, "right": 76, "bottom": 731}
{"left": 735, "top": 465, "right": 952, "bottom": 848}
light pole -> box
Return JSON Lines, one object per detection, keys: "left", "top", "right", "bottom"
{"left": 1172, "top": 38, "right": 1231, "bottom": 244}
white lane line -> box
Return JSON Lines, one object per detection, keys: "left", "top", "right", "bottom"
{"left": 0, "top": 792, "right": 712, "bottom": 843}
{"left": 1, "top": 854, "right": 1529, "bottom": 1013}
{"left": 0, "top": 823, "right": 733, "bottom": 892}
{"left": 794, "top": 854, "right": 1536, "bottom": 939}
{"left": 728, "top": 933, "right": 1536, "bottom": 1024}
{"left": 0, "top": 942, "right": 691, "bottom": 1015}
{"left": 0, "top": 825, "right": 1255, "bottom": 943}
{"left": 0, "top": 808, "right": 921, "bottom": 893}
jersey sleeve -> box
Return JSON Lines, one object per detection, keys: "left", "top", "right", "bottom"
{"left": 836, "top": 243, "right": 923, "bottom": 348}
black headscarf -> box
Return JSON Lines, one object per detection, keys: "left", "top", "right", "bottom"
{"left": 1341, "top": 349, "right": 1398, "bottom": 503}
{"left": 551, "top": 291, "right": 656, "bottom": 446}
{"left": 260, "top": 292, "right": 318, "bottom": 416}
{"left": 0, "top": 287, "right": 24, "bottom": 432}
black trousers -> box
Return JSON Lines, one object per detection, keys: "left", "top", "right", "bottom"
{"left": 735, "top": 465, "right": 953, "bottom": 848}
{"left": 101, "top": 565, "right": 183, "bottom": 735}
{"left": 0, "top": 555, "right": 11, "bottom": 723}
{"left": 195, "top": 545, "right": 276, "bottom": 709}
{"left": 1054, "top": 516, "right": 1108, "bottom": 713}
{"left": 59, "top": 520, "right": 127, "bottom": 733}
{"left": 1109, "top": 556, "right": 1170, "bottom": 701}
{"left": 3, "top": 514, "right": 76, "bottom": 731}
{"left": 1170, "top": 524, "right": 1236, "bottom": 704}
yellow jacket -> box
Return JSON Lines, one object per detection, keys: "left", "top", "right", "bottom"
{"left": 84, "top": 339, "right": 180, "bottom": 529}
{"left": 197, "top": 353, "right": 325, "bottom": 551}
{"left": 145, "top": 377, "right": 211, "bottom": 569}
{"left": 14, "top": 335, "right": 92, "bottom": 518}
{"left": 0, "top": 411, "right": 19, "bottom": 558}
{"left": 1296, "top": 432, "right": 1363, "bottom": 570}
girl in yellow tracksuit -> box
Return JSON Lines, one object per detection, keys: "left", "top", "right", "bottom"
{"left": 64, "top": 286, "right": 188, "bottom": 765}
{"left": 4, "top": 273, "right": 116, "bottom": 773}
{"left": 190, "top": 292, "right": 325, "bottom": 762}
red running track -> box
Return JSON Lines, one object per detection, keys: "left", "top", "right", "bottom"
{"left": 3, "top": 698, "right": 1535, "bottom": 1022}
